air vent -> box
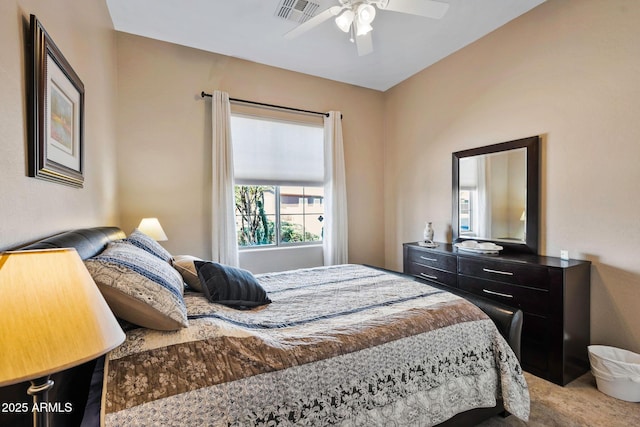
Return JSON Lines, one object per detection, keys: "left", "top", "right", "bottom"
{"left": 275, "top": 0, "right": 320, "bottom": 24}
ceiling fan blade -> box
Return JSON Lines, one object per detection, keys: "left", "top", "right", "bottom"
{"left": 356, "top": 31, "right": 373, "bottom": 56}
{"left": 380, "top": 0, "right": 450, "bottom": 19}
{"left": 284, "top": 5, "right": 344, "bottom": 39}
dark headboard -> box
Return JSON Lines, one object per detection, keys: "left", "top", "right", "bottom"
{"left": 0, "top": 227, "right": 125, "bottom": 427}
{"left": 19, "top": 226, "right": 125, "bottom": 259}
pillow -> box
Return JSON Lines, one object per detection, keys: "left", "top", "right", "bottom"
{"left": 124, "top": 228, "right": 173, "bottom": 263}
{"left": 85, "top": 242, "right": 188, "bottom": 331}
{"left": 194, "top": 261, "right": 271, "bottom": 309}
{"left": 172, "top": 255, "right": 204, "bottom": 292}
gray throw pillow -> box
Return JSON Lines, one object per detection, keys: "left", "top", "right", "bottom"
{"left": 195, "top": 261, "right": 271, "bottom": 309}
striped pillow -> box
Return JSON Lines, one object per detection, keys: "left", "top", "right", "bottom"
{"left": 195, "top": 261, "right": 271, "bottom": 309}
{"left": 124, "top": 229, "right": 172, "bottom": 262}
{"left": 85, "top": 242, "right": 187, "bottom": 330}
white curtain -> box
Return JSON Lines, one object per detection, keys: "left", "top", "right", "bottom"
{"left": 476, "top": 156, "right": 491, "bottom": 238}
{"left": 211, "top": 90, "right": 239, "bottom": 266}
{"left": 323, "top": 111, "right": 348, "bottom": 265}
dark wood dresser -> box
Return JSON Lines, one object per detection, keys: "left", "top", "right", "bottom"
{"left": 403, "top": 242, "right": 591, "bottom": 386}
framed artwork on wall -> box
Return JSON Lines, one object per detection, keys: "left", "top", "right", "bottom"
{"left": 28, "top": 14, "right": 84, "bottom": 188}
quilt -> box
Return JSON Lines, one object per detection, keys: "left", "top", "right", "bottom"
{"left": 103, "top": 264, "right": 529, "bottom": 426}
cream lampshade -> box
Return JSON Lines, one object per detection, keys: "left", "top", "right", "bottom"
{"left": 137, "top": 217, "right": 168, "bottom": 241}
{"left": 355, "top": 3, "right": 375, "bottom": 35}
{"left": 335, "top": 9, "right": 355, "bottom": 32}
{"left": 0, "top": 248, "right": 125, "bottom": 426}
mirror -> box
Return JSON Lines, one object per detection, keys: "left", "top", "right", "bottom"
{"left": 452, "top": 136, "right": 540, "bottom": 253}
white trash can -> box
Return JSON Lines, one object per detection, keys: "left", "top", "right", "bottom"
{"left": 588, "top": 345, "right": 640, "bottom": 402}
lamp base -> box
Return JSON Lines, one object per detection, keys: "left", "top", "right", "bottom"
{"left": 27, "top": 376, "right": 54, "bottom": 427}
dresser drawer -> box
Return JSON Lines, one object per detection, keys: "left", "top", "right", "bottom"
{"left": 522, "top": 314, "right": 551, "bottom": 373}
{"left": 407, "top": 247, "right": 457, "bottom": 273}
{"left": 458, "top": 257, "right": 549, "bottom": 290}
{"left": 408, "top": 263, "right": 458, "bottom": 288}
{"left": 522, "top": 313, "right": 550, "bottom": 344}
{"left": 522, "top": 337, "right": 549, "bottom": 374}
{"left": 458, "top": 276, "right": 549, "bottom": 315}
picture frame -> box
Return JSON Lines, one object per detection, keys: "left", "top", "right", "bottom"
{"left": 28, "top": 14, "right": 84, "bottom": 188}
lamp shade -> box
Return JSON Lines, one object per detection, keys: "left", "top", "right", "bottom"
{"left": 0, "top": 248, "right": 125, "bottom": 387}
{"left": 137, "top": 217, "right": 168, "bottom": 241}
{"left": 335, "top": 9, "right": 354, "bottom": 32}
{"left": 356, "top": 3, "right": 376, "bottom": 24}
{"left": 355, "top": 21, "right": 373, "bottom": 36}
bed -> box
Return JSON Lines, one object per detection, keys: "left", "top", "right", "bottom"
{"left": 12, "top": 227, "right": 529, "bottom": 427}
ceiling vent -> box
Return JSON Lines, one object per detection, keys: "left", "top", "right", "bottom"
{"left": 275, "top": 0, "right": 320, "bottom": 24}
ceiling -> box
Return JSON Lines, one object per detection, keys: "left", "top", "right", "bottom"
{"left": 106, "top": 0, "right": 545, "bottom": 92}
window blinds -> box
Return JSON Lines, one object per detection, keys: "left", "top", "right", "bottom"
{"left": 230, "top": 115, "right": 324, "bottom": 186}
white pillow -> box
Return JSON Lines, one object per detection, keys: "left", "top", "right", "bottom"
{"left": 172, "top": 255, "right": 204, "bottom": 292}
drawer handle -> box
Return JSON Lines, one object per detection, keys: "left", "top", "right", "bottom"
{"left": 482, "top": 289, "right": 514, "bottom": 299}
{"left": 419, "top": 273, "right": 438, "bottom": 280}
{"left": 420, "top": 256, "right": 438, "bottom": 262}
{"left": 482, "top": 268, "right": 514, "bottom": 276}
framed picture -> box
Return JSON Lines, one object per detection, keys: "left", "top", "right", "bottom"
{"left": 28, "top": 14, "right": 84, "bottom": 187}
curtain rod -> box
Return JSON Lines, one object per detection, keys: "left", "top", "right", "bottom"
{"left": 201, "top": 91, "right": 341, "bottom": 119}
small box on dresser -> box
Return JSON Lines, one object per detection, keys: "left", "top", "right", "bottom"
{"left": 403, "top": 242, "right": 591, "bottom": 386}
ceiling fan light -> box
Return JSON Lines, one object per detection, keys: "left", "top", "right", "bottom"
{"left": 335, "top": 9, "right": 355, "bottom": 33}
{"left": 356, "top": 3, "right": 376, "bottom": 25}
{"left": 355, "top": 20, "right": 373, "bottom": 36}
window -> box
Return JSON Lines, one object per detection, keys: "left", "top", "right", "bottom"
{"left": 234, "top": 185, "right": 324, "bottom": 247}
{"left": 231, "top": 115, "right": 324, "bottom": 248}
{"left": 459, "top": 189, "right": 474, "bottom": 234}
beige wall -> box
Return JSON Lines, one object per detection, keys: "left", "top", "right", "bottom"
{"left": 384, "top": 0, "right": 640, "bottom": 352}
{"left": 115, "top": 33, "right": 386, "bottom": 267}
{"left": 0, "top": 0, "right": 118, "bottom": 250}
{"left": 3, "top": 0, "right": 635, "bottom": 355}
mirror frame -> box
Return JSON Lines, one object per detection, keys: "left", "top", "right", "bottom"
{"left": 452, "top": 136, "right": 540, "bottom": 254}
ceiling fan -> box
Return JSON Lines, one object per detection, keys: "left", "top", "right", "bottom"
{"left": 284, "top": 0, "right": 450, "bottom": 56}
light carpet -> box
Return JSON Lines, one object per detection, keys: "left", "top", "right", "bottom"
{"left": 478, "top": 372, "right": 639, "bottom": 426}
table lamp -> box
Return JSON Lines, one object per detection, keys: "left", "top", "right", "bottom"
{"left": 137, "top": 217, "right": 168, "bottom": 241}
{"left": 0, "top": 248, "right": 125, "bottom": 427}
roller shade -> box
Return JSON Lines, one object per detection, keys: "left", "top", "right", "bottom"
{"left": 231, "top": 115, "right": 324, "bottom": 186}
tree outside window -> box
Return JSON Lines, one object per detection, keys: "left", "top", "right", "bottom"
{"left": 235, "top": 185, "right": 323, "bottom": 247}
